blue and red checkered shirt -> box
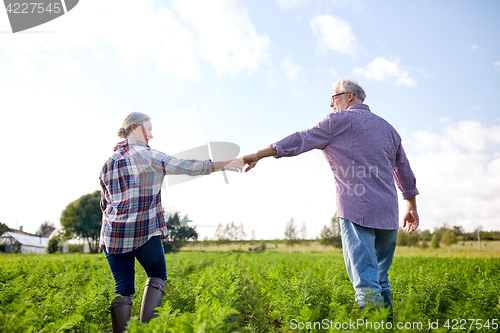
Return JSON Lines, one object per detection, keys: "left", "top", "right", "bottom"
{"left": 99, "top": 139, "right": 212, "bottom": 254}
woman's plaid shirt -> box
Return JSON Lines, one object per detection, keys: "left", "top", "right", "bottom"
{"left": 99, "top": 139, "right": 212, "bottom": 254}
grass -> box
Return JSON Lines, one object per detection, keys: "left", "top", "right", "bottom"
{"left": 1, "top": 251, "right": 499, "bottom": 332}
{"left": 180, "top": 240, "right": 500, "bottom": 258}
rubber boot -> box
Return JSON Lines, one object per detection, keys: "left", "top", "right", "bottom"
{"left": 381, "top": 290, "right": 393, "bottom": 322}
{"left": 140, "top": 277, "right": 166, "bottom": 323}
{"left": 110, "top": 296, "right": 133, "bottom": 333}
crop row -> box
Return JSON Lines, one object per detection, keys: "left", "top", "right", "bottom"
{"left": 0, "top": 252, "right": 499, "bottom": 332}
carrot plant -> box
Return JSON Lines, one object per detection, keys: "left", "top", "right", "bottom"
{"left": 0, "top": 252, "right": 499, "bottom": 332}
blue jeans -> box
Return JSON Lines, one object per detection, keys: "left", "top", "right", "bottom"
{"left": 103, "top": 236, "right": 167, "bottom": 296}
{"left": 339, "top": 218, "right": 397, "bottom": 308}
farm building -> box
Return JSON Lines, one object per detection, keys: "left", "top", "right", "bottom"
{"left": 0, "top": 231, "right": 49, "bottom": 254}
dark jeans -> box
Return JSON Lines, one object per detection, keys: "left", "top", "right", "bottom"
{"left": 103, "top": 236, "right": 167, "bottom": 296}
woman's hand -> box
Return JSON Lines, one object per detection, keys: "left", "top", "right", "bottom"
{"left": 223, "top": 157, "right": 244, "bottom": 172}
{"left": 211, "top": 158, "right": 244, "bottom": 173}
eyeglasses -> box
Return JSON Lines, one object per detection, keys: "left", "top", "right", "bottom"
{"left": 331, "top": 92, "right": 349, "bottom": 104}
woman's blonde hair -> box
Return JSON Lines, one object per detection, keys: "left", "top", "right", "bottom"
{"left": 117, "top": 112, "right": 151, "bottom": 138}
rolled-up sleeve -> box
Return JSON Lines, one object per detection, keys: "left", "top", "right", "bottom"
{"left": 158, "top": 154, "right": 212, "bottom": 176}
{"left": 99, "top": 177, "right": 108, "bottom": 213}
{"left": 271, "top": 116, "right": 332, "bottom": 158}
{"left": 393, "top": 143, "right": 419, "bottom": 199}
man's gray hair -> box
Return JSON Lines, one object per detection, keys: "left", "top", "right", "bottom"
{"left": 118, "top": 112, "right": 151, "bottom": 138}
{"left": 334, "top": 78, "right": 366, "bottom": 102}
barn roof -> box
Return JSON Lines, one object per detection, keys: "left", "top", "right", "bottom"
{"left": 1, "top": 232, "right": 49, "bottom": 248}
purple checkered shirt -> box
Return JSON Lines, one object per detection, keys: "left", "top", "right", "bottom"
{"left": 99, "top": 139, "right": 212, "bottom": 254}
{"left": 271, "top": 104, "right": 418, "bottom": 230}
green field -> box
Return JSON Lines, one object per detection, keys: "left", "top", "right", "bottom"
{"left": 180, "top": 240, "right": 500, "bottom": 258}
{"left": 0, "top": 252, "right": 499, "bottom": 332}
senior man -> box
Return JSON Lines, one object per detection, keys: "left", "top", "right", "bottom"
{"left": 243, "top": 78, "right": 419, "bottom": 319}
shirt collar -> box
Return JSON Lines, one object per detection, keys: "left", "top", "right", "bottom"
{"left": 126, "top": 139, "right": 149, "bottom": 147}
{"left": 114, "top": 139, "right": 149, "bottom": 151}
{"left": 347, "top": 103, "right": 370, "bottom": 111}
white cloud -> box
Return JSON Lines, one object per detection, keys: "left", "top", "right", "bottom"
{"left": 310, "top": 15, "right": 358, "bottom": 56}
{"left": 174, "top": 0, "right": 270, "bottom": 76}
{"left": 329, "top": 68, "right": 340, "bottom": 78}
{"left": 0, "top": 85, "right": 117, "bottom": 234}
{"left": 275, "top": 0, "right": 306, "bottom": 9}
{"left": 90, "top": 2, "right": 201, "bottom": 78}
{"left": 280, "top": 55, "right": 303, "bottom": 84}
{"left": 276, "top": 0, "right": 362, "bottom": 10}
{"left": 494, "top": 61, "right": 500, "bottom": 70}
{"left": 93, "top": 50, "right": 104, "bottom": 61}
{"left": 353, "top": 57, "right": 416, "bottom": 87}
{"left": 48, "top": 54, "right": 82, "bottom": 81}
{"left": 0, "top": 0, "right": 201, "bottom": 79}
{"left": 471, "top": 44, "right": 479, "bottom": 50}
{"left": 0, "top": 0, "right": 270, "bottom": 79}
{"left": 404, "top": 120, "right": 500, "bottom": 232}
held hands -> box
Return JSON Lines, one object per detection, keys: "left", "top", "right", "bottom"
{"left": 224, "top": 157, "right": 245, "bottom": 172}
{"left": 242, "top": 153, "right": 259, "bottom": 172}
{"left": 212, "top": 157, "right": 245, "bottom": 173}
{"left": 242, "top": 147, "right": 276, "bottom": 172}
{"left": 212, "top": 153, "right": 260, "bottom": 173}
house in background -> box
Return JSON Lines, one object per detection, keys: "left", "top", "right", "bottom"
{"left": 0, "top": 226, "right": 54, "bottom": 254}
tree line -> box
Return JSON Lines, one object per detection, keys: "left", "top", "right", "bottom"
{"left": 3, "top": 190, "right": 500, "bottom": 254}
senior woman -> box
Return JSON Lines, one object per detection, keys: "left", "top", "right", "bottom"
{"left": 99, "top": 112, "right": 243, "bottom": 332}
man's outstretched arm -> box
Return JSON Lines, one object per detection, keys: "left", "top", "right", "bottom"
{"left": 243, "top": 146, "right": 277, "bottom": 172}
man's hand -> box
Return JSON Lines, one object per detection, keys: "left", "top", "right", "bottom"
{"left": 403, "top": 196, "right": 419, "bottom": 234}
{"left": 242, "top": 146, "right": 277, "bottom": 172}
{"left": 243, "top": 153, "right": 259, "bottom": 172}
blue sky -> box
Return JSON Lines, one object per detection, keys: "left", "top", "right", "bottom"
{"left": 0, "top": 0, "right": 499, "bottom": 240}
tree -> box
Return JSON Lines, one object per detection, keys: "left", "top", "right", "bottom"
{"left": 407, "top": 231, "right": 420, "bottom": 247}
{"left": 249, "top": 230, "right": 257, "bottom": 246}
{"left": 419, "top": 229, "right": 431, "bottom": 242}
{"left": 0, "top": 222, "right": 11, "bottom": 236}
{"left": 235, "top": 222, "right": 246, "bottom": 251}
{"left": 164, "top": 212, "right": 198, "bottom": 252}
{"left": 259, "top": 239, "right": 266, "bottom": 251}
{"left": 237, "top": 222, "right": 247, "bottom": 242}
{"left": 60, "top": 191, "right": 102, "bottom": 253}
{"left": 284, "top": 218, "right": 297, "bottom": 253}
{"left": 299, "top": 221, "right": 309, "bottom": 253}
{"left": 431, "top": 232, "right": 441, "bottom": 249}
{"left": 213, "top": 223, "right": 226, "bottom": 251}
{"left": 47, "top": 237, "right": 60, "bottom": 254}
{"left": 452, "top": 226, "right": 464, "bottom": 237}
{"left": 225, "top": 222, "right": 237, "bottom": 243}
{"left": 273, "top": 238, "right": 279, "bottom": 250}
{"left": 319, "top": 225, "right": 334, "bottom": 251}
{"left": 330, "top": 214, "right": 342, "bottom": 248}
{"left": 318, "top": 213, "right": 342, "bottom": 252}
{"left": 397, "top": 229, "right": 408, "bottom": 246}
{"left": 441, "top": 229, "right": 457, "bottom": 251}
{"left": 36, "top": 221, "right": 55, "bottom": 236}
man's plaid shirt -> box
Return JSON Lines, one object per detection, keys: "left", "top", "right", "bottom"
{"left": 99, "top": 139, "right": 212, "bottom": 254}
